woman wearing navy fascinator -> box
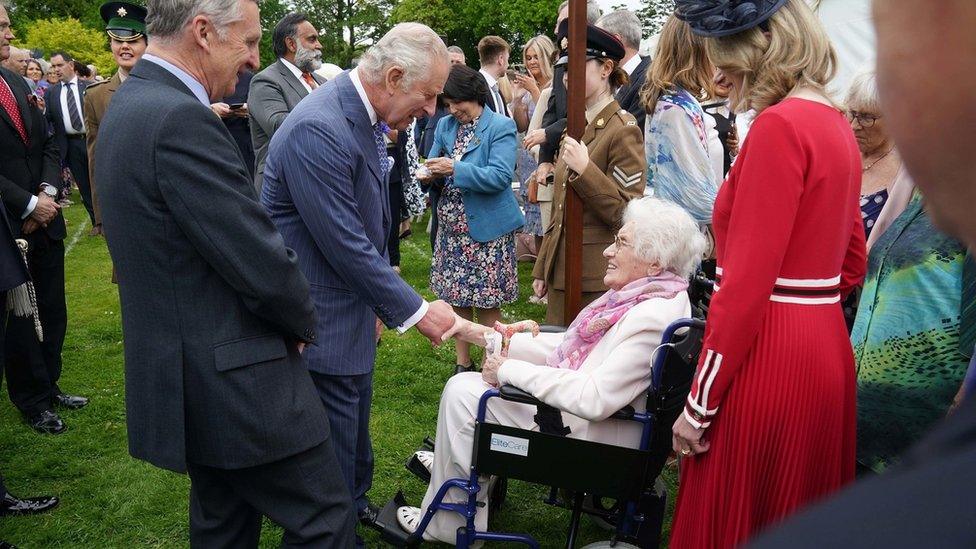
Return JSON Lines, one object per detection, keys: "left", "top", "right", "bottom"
{"left": 668, "top": 0, "right": 866, "bottom": 546}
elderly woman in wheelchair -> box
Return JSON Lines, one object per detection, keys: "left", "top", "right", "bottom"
{"left": 396, "top": 198, "right": 707, "bottom": 543}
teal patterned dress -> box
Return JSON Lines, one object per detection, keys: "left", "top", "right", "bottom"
{"left": 851, "top": 192, "right": 968, "bottom": 472}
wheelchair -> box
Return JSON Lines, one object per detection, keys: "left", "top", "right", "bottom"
{"left": 370, "top": 316, "right": 707, "bottom": 548}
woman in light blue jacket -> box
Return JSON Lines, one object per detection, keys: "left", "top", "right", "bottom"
{"left": 421, "top": 64, "right": 523, "bottom": 372}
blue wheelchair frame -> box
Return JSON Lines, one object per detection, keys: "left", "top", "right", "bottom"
{"left": 405, "top": 317, "right": 703, "bottom": 548}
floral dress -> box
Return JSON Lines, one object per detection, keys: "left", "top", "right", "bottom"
{"left": 429, "top": 117, "right": 519, "bottom": 309}
{"left": 514, "top": 92, "right": 543, "bottom": 236}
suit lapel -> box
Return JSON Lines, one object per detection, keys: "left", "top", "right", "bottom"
{"left": 337, "top": 73, "right": 382, "bottom": 184}
{"left": 0, "top": 69, "right": 35, "bottom": 144}
{"left": 0, "top": 71, "right": 20, "bottom": 137}
{"left": 461, "top": 108, "right": 492, "bottom": 158}
{"left": 277, "top": 60, "right": 309, "bottom": 100}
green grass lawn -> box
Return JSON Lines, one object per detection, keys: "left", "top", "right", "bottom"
{"left": 0, "top": 202, "right": 676, "bottom": 547}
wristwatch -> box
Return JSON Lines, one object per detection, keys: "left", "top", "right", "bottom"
{"left": 40, "top": 184, "right": 57, "bottom": 197}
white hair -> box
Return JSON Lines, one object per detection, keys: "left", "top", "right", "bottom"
{"left": 146, "top": 0, "right": 257, "bottom": 42}
{"left": 358, "top": 23, "right": 449, "bottom": 89}
{"left": 623, "top": 197, "right": 707, "bottom": 279}
{"left": 596, "top": 10, "right": 642, "bottom": 50}
{"left": 845, "top": 69, "right": 880, "bottom": 113}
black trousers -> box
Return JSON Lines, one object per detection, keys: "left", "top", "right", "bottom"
{"left": 3, "top": 236, "right": 67, "bottom": 416}
{"left": 186, "top": 440, "right": 356, "bottom": 549}
{"left": 64, "top": 136, "right": 94, "bottom": 225}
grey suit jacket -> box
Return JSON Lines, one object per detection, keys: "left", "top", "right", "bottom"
{"left": 248, "top": 59, "right": 325, "bottom": 192}
{"left": 96, "top": 59, "right": 328, "bottom": 473}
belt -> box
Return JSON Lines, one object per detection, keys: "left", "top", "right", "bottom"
{"left": 714, "top": 267, "right": 841, "bottom": 305}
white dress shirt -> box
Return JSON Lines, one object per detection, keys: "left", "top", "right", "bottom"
{"left": 479, "top": 69, "right": 505, "bottom": 115}
{"left": 348, "top": 68, "right": 428, "bottom": 333}
{"left": 58, "top": 75, "right": 86, "bottom": 135}
{"left": 280, "top": 57, "right": 313, "bottom": 94}
{"left": 621, "top": 54, "right": 642, "bottom": 77}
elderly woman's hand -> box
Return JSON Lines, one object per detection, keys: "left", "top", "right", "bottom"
{"left": 482, "top": 353, "right": 504, "bottom": 386}
{"left": 561, "top": 137, "right": 590, "bottom": 174}
{"left": 425, "top": 157, "right": 455, "bottom": 177}
{"left": 672, "top": 413, "right": 710, "bottom": 458}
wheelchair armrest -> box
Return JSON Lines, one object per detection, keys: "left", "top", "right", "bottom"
{"left": 498, "top": 384, "right": 546, "bottom": 406}
{"left": 538, "top": 325, "right": 566, "bottom": 333}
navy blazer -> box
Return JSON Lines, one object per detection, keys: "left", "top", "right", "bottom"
{"left": 262, "top": 71, "right": 424, "bottom": 376}
{"left": 45, "top": 78, "right": 88, "bottom": 161}
{"left": 429, "top": 107, "right": 524, "bottom": 243}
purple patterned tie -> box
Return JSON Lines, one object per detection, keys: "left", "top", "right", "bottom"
{"left": 372, "top": 121, "right": 390, "bottom": 180}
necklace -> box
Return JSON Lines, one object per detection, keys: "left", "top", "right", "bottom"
{"left": 862, "top": 147, "right": 894, "bottom": 172}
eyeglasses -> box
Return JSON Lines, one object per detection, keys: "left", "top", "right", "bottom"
{"left": 613, "top": 234, "right": 633, "bottom": 250}
{"left": 846, "top": 111, "right": 881, "bottom": 128}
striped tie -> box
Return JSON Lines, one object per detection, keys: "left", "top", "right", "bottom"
{"left": 65, "top": 82, "right": 83, "bottom": 132}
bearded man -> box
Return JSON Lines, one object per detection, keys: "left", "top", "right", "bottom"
{"left": 248, "top": 12, "right": 324, "bottom": 192}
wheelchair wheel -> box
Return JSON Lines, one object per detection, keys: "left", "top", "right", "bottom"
{"left": 580, "top": 542, "right": 641, "bottom": 549}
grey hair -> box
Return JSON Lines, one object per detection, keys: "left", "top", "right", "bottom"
{"left": 558, "top": 0, "right": 603, "bottom": 24}
{"left": 596, "top": 10, "right": 642, "bottom": 50}
{"left": 447, "top": 45, "right": 465, "bottom": 56}
{"left": 146, "top": 0, "right": 258, "bottom": 41}
{"left": 359, "top": 23, "right": 448, "bottom": 89}
{"left": 845, "top": 69, "right": 880, "bottom": 114}
{"left": 623, "top": 197, "right": 707, "bottom": 279}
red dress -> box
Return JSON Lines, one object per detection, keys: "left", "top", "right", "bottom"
{"left": 669, "top": 98, "right": 866, "bottom": 548}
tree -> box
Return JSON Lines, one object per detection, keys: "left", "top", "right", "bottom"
{"left": 637, "top": 0, "right": 675, "bottom": 38}
{"left": 8, "top": 0, "right": 103, "bottom": 30}
{"left": 16, "top": 17, "right": 115, "bottom": 75}
{"left": 391, "top": 0, "right": 562, "bottom": 64}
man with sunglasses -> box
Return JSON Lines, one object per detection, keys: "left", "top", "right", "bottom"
{"left": 84, "top": 1, "right": 147, "bottom": 238}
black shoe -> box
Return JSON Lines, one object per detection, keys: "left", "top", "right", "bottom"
{"left": 359, "top": 503, "right": 380, "bottom": 528}
{"left": 0, "top": 493, "right": 59, "bottom": 517}
{"left": 54, "top": 393, "right": 89, "bottom": 410}
{"left": 1, "top": 541, "right": 19, "bottom": 549}
{"left": 27, "top": 410, "right": 66, "bottom": 434}
{"left": 453, "top": 364, "right": 476, "bottom": 376}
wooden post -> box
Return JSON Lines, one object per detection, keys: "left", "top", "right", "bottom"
{"left": 563, "top": 0, "right": 587, "bottom": 321}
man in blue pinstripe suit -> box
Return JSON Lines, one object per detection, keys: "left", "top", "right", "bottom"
{"left": 261, "top": 23, "right": 454, "bottom": 542}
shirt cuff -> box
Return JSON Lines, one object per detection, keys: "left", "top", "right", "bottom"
{"left": 396, "top": 300, "right": 428, "bottom": 334}
{"left": 21, "top": 195, "right": 37, "bottom": 219}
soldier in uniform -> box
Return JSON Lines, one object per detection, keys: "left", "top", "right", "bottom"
{"left": 532, "top": 23, "right": 647, "bottom": 326}
{"left": 83, "top": 1, "right": 147, "bottom": 237}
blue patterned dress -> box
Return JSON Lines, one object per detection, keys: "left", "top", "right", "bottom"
{"left": 430, "top": 118, "right": 519, "bottom": 309}
{"left": 515, "top": 93, "right": 543, "bottom": 236}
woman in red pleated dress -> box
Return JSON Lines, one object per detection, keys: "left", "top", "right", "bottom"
{"left": 668, "top": 0, "right": 867, "bottom": 547}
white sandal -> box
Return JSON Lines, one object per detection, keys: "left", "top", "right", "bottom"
{"left": 414, "top": 450, "right": 434, "bottom": 474}
{"left": 396, "top": 505, "right": 422, "bottom": 534}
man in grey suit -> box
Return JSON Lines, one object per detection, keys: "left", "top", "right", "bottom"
{"left": 261, "top": 22, "right": 455, "bottom": 544}
{"left": 249, "top": 12, "right": 324, "bottom": 192}
{"left": 95, "top": 0, "right": 355, "bottom": 546}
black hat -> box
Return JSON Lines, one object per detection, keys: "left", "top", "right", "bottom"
{"left": 554, "top": 19, "right": 626, "bottom": 67}
{"left": 674, "top": 0, "right": 788, "bottom": 38}
{"left": 100, "top": 2, "right": 147, "bottom": 42}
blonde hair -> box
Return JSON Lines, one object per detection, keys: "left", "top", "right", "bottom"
{"left": 497, "top": 75, "right": 513, "bottom": 104}
{"left": 640, "top": 15, "right": 714, "bottom": 115}
{"left": 706, "top": 0, "right": 837, "bottom": 113}
{"left": 523, "top": 35, "right": 556, "bottom": 88}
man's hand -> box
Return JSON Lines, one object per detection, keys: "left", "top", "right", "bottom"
{"left": 233, "top": 103, "right": 249, "bottom": 118}
{"left": 376, "top": 317, "right": 385, "bottom": 343}
{"left": 415, "top": 300, "right": 457, "bottom": 346}
{"left": 297, "top": 341, "right": 307, "bottom": 354}
{"left": 534, "top": 162, "right": 554, "bottom": 185}
{"left": 30, "top": 193, "right": 60, "bottom": 224}
{"left": 22, "top": 218, "right": 41, "bottom": 234}
{"left": 210, "top": 102, "right": 232, "bottom": 118}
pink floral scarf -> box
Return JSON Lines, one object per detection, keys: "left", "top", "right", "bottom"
{"left": 546, "top": 273, "right": 689, "bottom": 371}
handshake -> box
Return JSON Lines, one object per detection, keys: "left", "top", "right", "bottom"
{"left": 414, "top": 300, "right": 540, "bottom": 351}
